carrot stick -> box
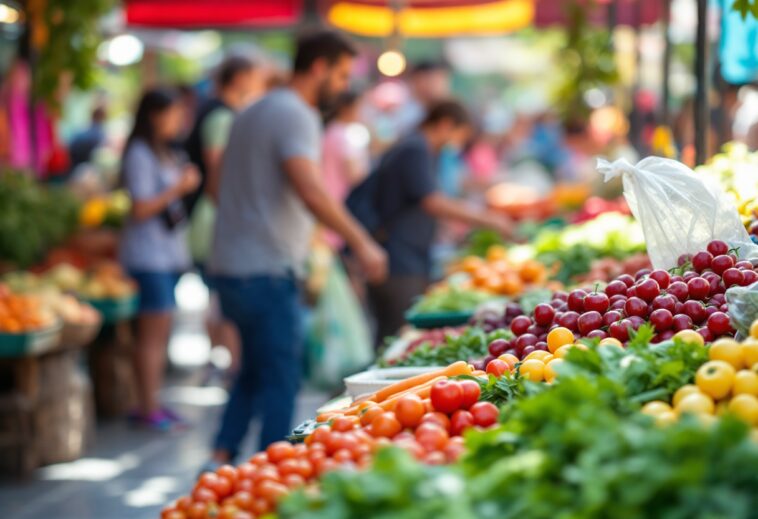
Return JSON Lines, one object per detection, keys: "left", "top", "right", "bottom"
{"left": 371, "top": 361, "right": 472, "bottom": 403}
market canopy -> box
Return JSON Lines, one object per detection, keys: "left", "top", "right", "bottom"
{"left": 535, "top": 0, "right": 663, "bottom": 28}
{"left": 322, "top": 0, "right": 535, "bottom": 37}
{"left": 124, "top": 0, "right": 303, "bottom": 28}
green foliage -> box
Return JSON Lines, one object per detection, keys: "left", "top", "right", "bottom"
{"left": 33, "top": 0, "right": 114, "bottom": 105}
{"left": 733, "top": 0, "right": 758, "bottom": 19}
{"left": 410, "top": 288, "right": 494, "bottom": 314}
{"left": 0, "top": 171, "right": 80, "bottom": 268}
{"left": 382, "top": 328, "right": 512, "bottom": 368}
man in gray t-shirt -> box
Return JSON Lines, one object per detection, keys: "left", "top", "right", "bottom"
{"left": 207, "top": 31, "right": 386, "bottom": 464}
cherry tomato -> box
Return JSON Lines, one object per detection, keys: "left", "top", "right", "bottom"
{"left": 191, "top": 486, "right": 218, "bottom": 504}
{"left": 395, "top": 394, "right": 426, "bottom": 428}
{"left": 424, "top": 451, "right": 448, "bottom": 465}
{"left": 236, "top": 462, "right": 256, "bottom": 480}
{"left": 420, "top": 411, "right": 451, "bottom": 432}
{"left": 266, "top": 441, "right": 295, "bottom": 464}
{"left": 186, "top": 502, "right": 208, "bottom": 519}
{"left": 370, "top": 412, "right": 403, "bottom": 438}
{"left": 470, "top": 402, "right": 499, "bottom": 428}
{"left": 486, "top": 359, "right": 509, "bottom": 377}
{"left": 175, "top": 496, "right": 192, "bottom": 512}
{"left": 234, "top": 478, "right": 254, "bottom": 494}
{"left": 256, "top": 480, "right": 288, "bottom": 504}
{"left": 283, "top": 473, "right": 306, "bottom": 488}
{"left": 211, "top": 476, "right": 233, "bottom": 498}
{"left": 333, "top": 448, "right": 354, "bottom": 463}
{"left": 360, "top": 405, "right": 383, "bottom": 427}
{"left": 250, "top": 465, "right": 280, "bottom": 485}
{"left": 415, "top": 422, "right": 449, "bottom": 452}
{"left": 431, "top": 380, "right": 464, "bottom": 413}
{"left": 458, "top": 380, "right": 481, "bottom": 409}
{"left": 313, "top": 457, "right": 339, "bottom": 476}
{"left": 393, "top": 438, "right": 426, "bottom": 460}
{"left": 450, "top": 409, "right": 475, "bottom": 436}
{"left": 233, "top": 490, "right": 254, "bottom": 511}
{"left": 250, "top": 498, "right": 270, "bottom": 516}
{"left": 248, "top": 452, "right": 268, "bottom": 466}
{"left": 331, "top": 415, "right": 358, "bottom": 432}
{"left": 310, "top": 425, "right": 331, "bottom": 445}
{"left": 444, "top": 436, "right": 466, "bottom": 463}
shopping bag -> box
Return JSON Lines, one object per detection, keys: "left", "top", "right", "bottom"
{"left": 597, "top": 156, "right": 758, "bottom": 269}
{"left": 306, "top": 255, "right": 373, "bottom": 389}
{"left": 726, "top": 280, "right": 758, "bottom": 339}
{"left": 188, "top": 195, "right": 216, "bottom": 264}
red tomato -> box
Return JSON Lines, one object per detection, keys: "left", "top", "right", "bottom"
{"left": 186, "top": 502, "right": 207, "bottom": 519}
{"left": 393, "top": 438, "right": 426, "bottom": 460}
{"left": 175, "top": 496, "right": 192, "bottom": 511}
{"left": 415, "top": 422, "right": 449, "bottom": 452}
{"left": 314, "top": 457, "right": 339, "bottom": 476}
{"left": 331, "top": 415, "right": 358, "bottom": 432}
{"left": 430, "top": 380, "right": 464, "bottom": 414}
{"left": 444, "top": 438, "right": 466, "bottom": 463}
{"left": 370, "top": 412, "right": 403, "bottom": 438}
{"left": 333, "top": 448, "right": 354, "bottom": 463}
{"left": 395, "top": 394, "right": 426, "bottom": 428}
{"left": 266, "top": 441, "right": 295, "bottom": 464}
{"left": 250, "top": 465, "right": 280, "bottom": 485}
{"left": 198, "top": 472, "right": 219, "bottom": 489}
{"left": 191, "top": 486, "right": 218, "bottom": 504}
{"left": 250, "top": 498, "right": 270, "bottom": 516}
{"left": 424, "top": 451, "right": 447, "bottom": 465}
{"left": 360, "top": 405, "right": 383, "bottom": 427}
{"left": 236, "top": 462, "right": 256, "bottom": 480}
{"left": 277, "top": 458, "right": 302, "bottom": 478}
{"left": 211, "top": 476, "right": 233, "bottom": 498}
{"left": 292, "top": 443, "right": 308, "bottom": 457}
{"left": 283, "top": 473, "right": 306, "bottom": 488}
{"left": 234, "top": 478, "right": 255, "bottom": 494}
{"left": 469, "top": 402, "right": 499, "bottom": 427}
{"left": 459, "top": 380, "right": 481, "bottom": 409}
{"left": 420, "top": 411, "right": 451, "bottom": 432}
{"left": 256, "top": 480, "right": 288, "bottom": 504}
{"left": 216, "top": 465, "right": 238, "bottom": 484}
{"left": 310, "top": 425, "right": 331, "bottom": 445}
{"left": 233, "top": 491, "right": 254, "bottom": 511}
{"left": 486, "top": 359, "right": 509, "bottom": 377}
{"left": 248, "top": 452, "right": 268, "bottom": 466}
{"left": 450, "top": 410, "right": 475, "bottom": 436}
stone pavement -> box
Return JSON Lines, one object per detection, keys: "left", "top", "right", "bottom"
{"left": 0, "top": 376, "right": 326, "bottom": 519}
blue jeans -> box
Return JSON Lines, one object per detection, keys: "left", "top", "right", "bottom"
{"left": 212, "top": 274, "right": 303, "bottom": 458}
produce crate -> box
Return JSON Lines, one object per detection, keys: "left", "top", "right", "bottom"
{"left": 404, "top": 310, "right": 473, "bottom": 329}
{"left": 0, "top": 324, "right": 62, "bottom": 358}
{"left": 86, "top": 294, "right": 139, "bottom": 324}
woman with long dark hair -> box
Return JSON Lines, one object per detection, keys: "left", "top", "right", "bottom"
{"left": 119, "top": 88, "right": 200, "bottom": 431}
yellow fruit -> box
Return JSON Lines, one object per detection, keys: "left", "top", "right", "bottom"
{"left": 673, "top": 384, "right": 702, "bottom": 407}
{"left": 675, "top": 392, "right": 715, "bottom": 415}
{"left": 741, "top": 338, "right": 758, "bottom": 368}
{"left": 547, "top": 327, "right": 575, "bottom": 353}
{"left": 696, "top": 360, "right": 736, "bottom": 400}
{"left": 598, "top": 337, "right": 624, "bottom": 349}
{"left": 544, "top": 358, "right": 564, "bottom": 383}
{"left": 728, "top": 394, "right": 758, "bottom": 426}
{"left": 519, "top": 359, "right": 545, "bottom": 382}
{"left": 750, "top": 320, "right": 758, "bottom": 340}
{"left": 525, "top": 350, "right": 552, "bottom": 362}
{"left": 674, "top": 329, "right": 705, "bottom": 347}
{"left": 486, "top": 245, "right": 508, "bottom": 262}
{"left": 553, "top": 345, "right": 573, "bottom": 359}
{"left": 733, "top": 369, "right": 758, "bottom": 396}
{"left": 498, "top": 353, "right": 519, "bottom": 369}
{"left": 709, "top": 338, "right": 744, "bottom": 369}
{"left": 641, "top": 401, "right": 673, "bottom": 416}
{"left": 655, "top": 410, "right": 678, "bottom": 426}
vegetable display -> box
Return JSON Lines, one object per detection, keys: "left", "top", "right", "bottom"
{"left": 408, "top": 286, "right": 493, "bottom": 314}
{"left": 382, "top": 328, "right": 511, "bottom": 368}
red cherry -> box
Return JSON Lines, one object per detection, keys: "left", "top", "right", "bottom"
{"left": 617, "top": 274, "right": 635, "bottom": 287}
{"left": 686, "top": 277, "right": 710, "bottom": 300}
{"left": 603, "top": 310, "right": 623, "bottom": 327}
{"left": 683, "top": 271, "right": 698, "bottom": 282}
{"left": 672, "top": 314, "right": 693, "bottom": 331}
{"left": 533, "top": 304, "right": 556, "bottom": 327}
{"left": 722, "top": 268, "right": 744, "bottom": 287}
{"left": 636, "top": 278, "right": 661, "bottom": 302}
{"left": 666, "top": 281, "right": 689, "bottom": 302}
{"left": 651, "top": 294, "right": 676, "bottom": 313}
{"left": 696, "top": 327, "right": 714, "bottom": 343}
{"left": 635, "top": 269, "right": 651, "bottom": 281}
{"left": 577, "top": 311, "right": 603, "bottom": 335}
{"left": 706, "top": 312, "right": 733, "bottom": 336}
{"left": 586, "top": 329, "right": 608, "bottom": 340}
{"left": 583, "top": 292, "right": 610, "bottom": 313}
{"left": 677, "top": 254, "right": 692, "bottom": 266}
{"left": 515, "top": 333, "right": 538, "bottom": 350}
{"left": 706, "top": 240, "right": 729, "bottom": 256}
{"left": 691, "top": 251, "right": 713, "bottom": 272}
{"left": 567, "top": 290, "right": 586, "bottom": 312}
{"left": 510, "top": 316, "right": 531, "bottom": 335}
{"left": 649, "top": 308, "right": 674, "bottom": 332}
{"left": 624, "top": 297, "right": 649, "bottom": 318}
{"left": 557, "top": 311, "right": 580, "bottom": 331}
{"left": 682, "top": 300, "right": 707, "bottom": 324}
{"left": 488, "top": 339, "right": 509, "bottom": 357}
{"left": 711, "top": 254, "right": 735, "bottom": 275}
{"left": 609, "top": 320, "right": 632, "bottom": 342}
{"left": 743, "top": 270, "right": 758, "bottom": 286}
{"left": 648, "top": 269, "right": 671, "bottom": 289}
{"left": 735, "top": 260, "right": 754, "bottom": 270}
{"left": 605, "top": 280, "right": 628, "bottom": 297}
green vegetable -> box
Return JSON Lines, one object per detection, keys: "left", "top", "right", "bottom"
{"left": 382, "top": 328, "right": 512, "bottom": 368}
{"left": 410, "top": 288, "right": 494, "bottom": 314}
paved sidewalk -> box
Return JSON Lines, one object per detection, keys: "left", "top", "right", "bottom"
{"left": 0, "top": 377, "right": 325, "bottom": 519}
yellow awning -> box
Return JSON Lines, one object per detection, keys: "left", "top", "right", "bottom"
{"left": 326, "top": 0, "right": 535, "bottom": 38}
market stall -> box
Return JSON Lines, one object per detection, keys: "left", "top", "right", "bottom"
{"left": 158, "top": 151, "right": 758, "bottom": 518}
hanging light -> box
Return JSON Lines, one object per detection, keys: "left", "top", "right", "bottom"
{"left": 100, "top": 34, "right": 144, "bottom": 67}
{"left": 0, "top": 1, "right": 21, "bottom": 25}
{"left": 377, "top": 49, "right": 406, "bottom": 77}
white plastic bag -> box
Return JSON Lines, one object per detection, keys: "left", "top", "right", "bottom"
{"left": 597, "top": 156, "right": 758, "bottom": 269}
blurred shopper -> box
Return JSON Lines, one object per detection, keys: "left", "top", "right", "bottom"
{"left": 68, "top": 104, "right": 107, "bottom": 172}
{"left": 119, "top": 88, "right": 200, "bottom": 431}
{"left": 397, "top": 61, "right": 452, "bottom": 135}
{"left": 360, "top": 100, "right": 513, "bottom": 343}
{"left": 207, "top": 30, "right": 387, "bottom": 462}
{"left": 185, "top": 56, "right": 265, "bottom": 375}
{"left": 322, "top": 91, "right": 370, "bottom": 249}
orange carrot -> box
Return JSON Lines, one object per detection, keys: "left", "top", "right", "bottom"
{"left": 371, "top": 361, "right": 472, "bottom": 403}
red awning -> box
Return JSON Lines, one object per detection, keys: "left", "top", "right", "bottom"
{"left": 535, "top": 0, "right": 662, "bottom": 28}
{"left": 125, "top": 0, "right": 303, "bottom": 29}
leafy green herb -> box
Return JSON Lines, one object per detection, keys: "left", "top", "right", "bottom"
{"left": 410, "top": 288, "right": 494, "bottom": 314}
{"left": 382, "top": 328, "right": 512, "bottom": 368}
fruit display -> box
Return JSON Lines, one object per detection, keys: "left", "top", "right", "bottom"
{"left": 381, "top": 328, "right": 510, "bottom": 368}
{"left": 0, "top": 284, "right": 57, "bottom": 333}
{"left": 696, "top": 142, "right": 758, "bottom": 237}
{"left": 5, "top": 262, "right": 136, "bottom": 301}
{"left": 408, "top": 286, "right": 493, "bottom": 315}
{"left": 498, "top": 240, "right": 754, "bottom": 362}
{"left": 78, "top": 190, "right": 131, "bottom": 229}
{"left": 447, "top": 247, "right": 550, "bottom": 296}
{"left": 570, "top": 195, "right": 630, "bottom": 224}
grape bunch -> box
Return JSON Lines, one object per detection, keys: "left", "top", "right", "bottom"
{"left": 484, "top": 240, "right": 756, "bottom": 363}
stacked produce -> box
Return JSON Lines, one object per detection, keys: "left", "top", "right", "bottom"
{"left": 446, "top": 248, "right": 550, "bottom": 296}
{"left": 4, "top": 262, "right": 136, "bottom": 301}
{"left": 0, "top": 284, "right": 57, "bottom": 333}
{"left": 382, "top": 328, "right": 510, "bottom": 368}
{"left": 497, "top": 240, "right": 753, "bottom": 363}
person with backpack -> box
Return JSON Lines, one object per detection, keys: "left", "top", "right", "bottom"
{"left": 353, "top": 99, "right": 513, "bottom": 345}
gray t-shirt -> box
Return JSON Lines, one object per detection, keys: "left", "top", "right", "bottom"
{"left": 119, "top": 139, "right": 191, "bottom": 272}
{"left": 209, "top": 88, "right": 321, "bottom": 278}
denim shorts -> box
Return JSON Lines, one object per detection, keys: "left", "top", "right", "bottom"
{"left": 129, "top": 271, "right": 181, "bottom": 313}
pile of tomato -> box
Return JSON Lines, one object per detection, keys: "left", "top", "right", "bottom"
{"left": 161, "top": 377, "right": 499, "bottom": 519}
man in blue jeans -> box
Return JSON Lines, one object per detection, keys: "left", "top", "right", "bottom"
{"left": 207, "top": 30, "right": 387, "bottom": 464}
